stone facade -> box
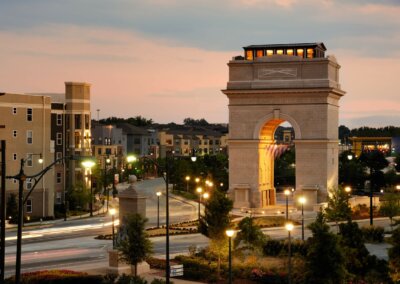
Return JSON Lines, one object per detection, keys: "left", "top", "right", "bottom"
{"left": 223, "top": 45, "right": 345, "bottom": 210}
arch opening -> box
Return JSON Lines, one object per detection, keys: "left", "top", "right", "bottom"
{"left": 258, "top": 120, "right": 295, "bottom": 208}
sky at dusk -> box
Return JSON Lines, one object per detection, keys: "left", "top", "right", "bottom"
{"left": 1, "top": 0, "right": 399, "bottom": 128}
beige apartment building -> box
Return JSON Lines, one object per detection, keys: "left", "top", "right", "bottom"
{"left": 0, "top": 93, "right": 54, "bottom": 217}
{"left": 0, "top": 82, "right": 92, "bottom": 218}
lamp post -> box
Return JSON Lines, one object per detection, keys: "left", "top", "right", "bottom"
{"left": 285, "top": 223, "right": 294, "bottom": 284}
{"left": 185, "top": 176, "right": 190, "bottom": 192}
{"left": 284, "top": 189, "right": 291, "bottom": 220}
{"left": 156, "top": 191, "right": 162, "bottom": 228}
{"left": 104, "top": 157, "right": 111, "bottom": 213}
{"left": 196, "top": 187, "right": 203, "bottom": 220}
{"left": 6, "top": 155, "right": 72, "bottom": 284}
{"left": 82, "top": 160, "right": 96, "bottom": 217}
{"left": 345, "top": 186, "right": 352, "bottom": 207}
{"left": 127, "top": 152, "right": 197, "bottom": 284}
{"left": 226, "top": 229, "right": 235, "bottom": 284}
{"left": 298, "top": 196, "right": 306, "bottom": 241}
{"left": 109, "top": 208, "right": 116, "bottom": 249}
{"left": 0, "top": 140, "right": 5, "bottom": 282}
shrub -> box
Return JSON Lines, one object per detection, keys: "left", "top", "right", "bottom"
{"left": 5, "top": 270, "right": 103, "bottom": 284}
{"left": 174, "top": 255, "right": 217, "bottom": 282}
{"left": 147, "top": 257, "right": 166, "bottom": 269}
{"left": 116, "top": 274, "right": 147, "bottom": 284}
{"left": 361, "top": 225, "right": 385, "bottom": 243}
{"left": 263, "top": 239, "right": 307, "bottom": 257}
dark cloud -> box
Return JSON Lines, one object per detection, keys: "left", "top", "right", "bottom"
{"left": 1, "top": 0, "right": 399, "bottom": 56}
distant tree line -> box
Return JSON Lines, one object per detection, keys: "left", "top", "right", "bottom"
{"left": 339, "top": 125, "right": 400, "bottom": 143}
{"left": 98, "top": 116, "right": 154, "bottom": 127}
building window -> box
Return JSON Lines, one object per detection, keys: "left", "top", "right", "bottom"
{"left": 297, "top": 49, "right": 304, "bottom": 58}
{"left": 56, "top": 152, "right": 62, "bottom": 163}
{"left": 27, "top": 130, "right": 33, "bottom": 144}
{"left": 26, "top": 178, "right": 32, "bottom": 190}
{"left": 13, "top": 179, "right": 17, "bottom": 184}
{"left": 277, "top": 49, "right": 283, "bottom": 55}
{"left": 287, "top": 49, "right": 294, "bottom": 56}
{"left": 74, "top": 132, "right": 80, "bottom": 148}
{"left": 26, "top": 154, "right": 33, "bottom": 167}
{"left": 246, "top": 50, "right": 253, "bottom": 60}
{"left": 57, "top": 114, "right": 62, "bottom": 126}
{"left": 307, "top": 48, "right": 314, "bottom": 58}
{"left": 13, "top": 153, "right": 17, "bottom": 161}
{"left": 256, "top": 50, "right": 263, "bottom": 57}
{"left": 98, "top": 148, "right": 102, "bottom": 155}
{"left": 266, "top": 50, "right": 273, "bottom": 56}
{"left": 27, "top": 108, "right": 33, "bottom": 121}
{"left": 85, "top": 114, "right": 90, "bottom": 129}
{"left": 56, "top": 172, "right": 62, "bottom": 184}
{"left": 13, "top": 130, "right": 17, "bottom": 138}
{"left": 56, "top": 192, "right": 62, "bottom": 204}
{"left": 26, "top": 199, "right": 32, "bottom": 213}
{"left": 74, "top": 114, "right": 81, "bottom": 129}
{"left": 134, "top": 138, "right": 141, "bottom": 145}
{"left": 12, "top": 107, "right": 17, "bottom": 115}
{"left": 56, "top": 132, "right": 62, "bottom": 145}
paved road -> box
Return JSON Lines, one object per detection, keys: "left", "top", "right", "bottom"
{"left": 3, "top": 179, "right": 394, "bottom": 277}
{"left": 4, "top": 178, "right": 198, "bottom": 277}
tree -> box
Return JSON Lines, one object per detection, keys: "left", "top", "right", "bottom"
{"left": 198, "top": 188, "right": 233, "bottom": 278}
{"left": 389, "top": 227, "right": 400, "bottom": 282}
{"left": 338, "top": 125, "right": 351, "bottom": 144}
{"left": 183, "top": 117, "right": 209, "bottom": 126}
{"left": 359, "top": 150, "right": 389, "bottom": 191}
{"left": 117, "top": 213, "right": 153, "bottom": 276}
{"left": 234, "top": 217, "right": 267, "bottom": 252}
{"left": 338, "top": 151, "right": 365, "bottom": 189}
{"left": 379, "top": 188, "right": 400, "bottom": 228}
{"left": 274, "top": 148, "right": 295, "bottom": 188}
{"left": 304, "top": 212, "right": 346, "bottom": 283}
{"left": 324, "top": 186, "right": 352, "bottom": 231}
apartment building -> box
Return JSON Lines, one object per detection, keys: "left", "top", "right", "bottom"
{"left": 0, "top": 82, "right": 92, "bottom": 218}
{"left": 0, "top": 93, "right": 54, "bottom": 217}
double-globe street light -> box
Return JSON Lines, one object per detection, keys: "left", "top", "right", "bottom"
{"left": 6, "top": 155, "right": 74, "bottom": 284}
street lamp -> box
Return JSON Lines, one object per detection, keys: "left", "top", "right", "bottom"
{"left": 156, "top": 191, "right": 162, "bottom": 228}
{"left": 196, "top": 187, "right": 203, "bottom": 220}
{"left": 226, "top": 229, "right": 235, "bottom": 284}
{"left": 195, "top": 177, "right": 200, "bottom": 184}
{"left": 396, "top": 185, "right": 400, "bottom": 191}
{"left": 203, "top": 192, "right": 210, "bottom": 200}
{"left": 185, "top": 176, "right": 190, "bottom": 192}
{"left": 347, "top": 154, "right": 353, "bottom": 160}
{"left": 6, "top": 155, "right": 73, "bottom": 284}
{"left": 285, "top": 223, "right": 294, "bottom": 284}
{"left": 109, "top": 208, "right": 116, "bottom": 249}
{"left": 298, "top": 196, "right": 306, "bottom": 241}
{"left": 127, "top": 153, "right": 194, "bottom": 284}
{"left": 82, "top": 159, "right": 96, "bottom": 217}
{"left": 284, "top": 189, "right": 291, "bottom": 220}
{"left": 104, "top": 157, "right": 112, "bottom": 212}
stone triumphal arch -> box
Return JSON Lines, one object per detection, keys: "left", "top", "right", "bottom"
{"left": 223, "top": 43, "right": 345, "bottom": 210}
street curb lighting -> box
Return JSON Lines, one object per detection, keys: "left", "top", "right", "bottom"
{"left": 196, "top": 187, "right": 203, "bottom": 220}
{"left": 81, "top": 159, "right": 96, "bottom": 217}
{"left": 285, "top": 222, "right": 294, "bottom": 284}
{"left": 109, "top": 208, "right": 116, "bottom": 249}
{"left": 156, "top": 191, "right": 162, "bottom": 228}
{"left": 284, "top": 189, "right": 291, "bottom": 220}
{"left": 226, "top": 229, "right": 235, "bottom": 284}
{"left": 298, "top": 196, "right": 306, "bottom": 241}
{"left": 185, "top": 176, "right": 190, "bottom": 192}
